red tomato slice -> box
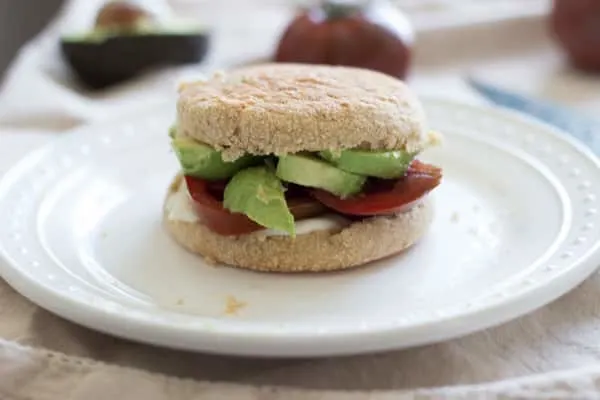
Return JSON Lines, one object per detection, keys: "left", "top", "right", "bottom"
{"left": 184, "top": 176, "right": 328, "bottom": 236}
{"left": 310, "top": 160, "right": 442, "bottom": 216}
{"left": 184, "top": 176, "right": 263, "bottom": 236}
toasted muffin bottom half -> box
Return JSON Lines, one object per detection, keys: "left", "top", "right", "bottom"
{"left": 163, "top": 174, "right": 434, "bottom": 273}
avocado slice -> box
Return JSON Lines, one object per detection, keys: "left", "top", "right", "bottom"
{"left": 171, "top": 136, "right": 259, "bottom": 180}
{"left": 168, "top": 124, "right": 177, "bottom": 139}
{"left": 223, "top": 166, "right": 295, "bottom": 236}
{"left": 60, "top": 26, "right": 210, "bottom": 89}
{"left": 320, "top": 149, "right": 416, "bottom": 179}
{"left": 276, "top": 154, "right": 366, "bottom": 198}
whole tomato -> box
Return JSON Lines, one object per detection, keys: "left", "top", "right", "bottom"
{"left": 274, "top": 0, "right": 414, "bottom": 80}
{"left": 550, "top": 0, "right": 600, "bottom": 72}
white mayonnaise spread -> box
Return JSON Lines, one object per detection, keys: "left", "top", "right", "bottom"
{"left": 165, "top": 182, "right": 200, "bottom": 223}
{"left": 261, "top": 213, "right": 349, "bottom": 237}
{"left": 166, "top": 181, "right": 349, "bottom": 235}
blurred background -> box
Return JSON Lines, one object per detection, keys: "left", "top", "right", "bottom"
{"left": 0, "top": 0, "right": 550, "bottom": 78}
{"left": 0, "top": 0, "right": 63, "bottom": 76}
{"left": 0, "top": 0, "right": 598, "bottom": 131}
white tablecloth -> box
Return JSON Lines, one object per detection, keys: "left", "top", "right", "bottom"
{"left": 1, "top": 1, "right": 600, "bottom": 399}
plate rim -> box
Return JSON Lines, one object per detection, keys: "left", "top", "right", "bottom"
{"left": 0, "top": 97, "right": 599, "bottom": 357}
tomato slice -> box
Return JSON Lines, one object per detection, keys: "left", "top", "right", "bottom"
{"left": 287, "top": 195, "right": 328, "bottom": 220}
{"left": 184, "top": 176, "right": 263, "bottom": 236}
{"left": 184, "top": 176, "right": 328, "bottom": 236}
{"left": 310, "top": 160, "right": 442, "bottom": 216}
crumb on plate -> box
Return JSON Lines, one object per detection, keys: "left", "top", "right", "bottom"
{"left": 225, "top": 295, "right": 247, "bottom": 315}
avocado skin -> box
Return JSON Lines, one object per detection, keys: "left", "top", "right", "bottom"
{"left": 60, "top": 32, "right": 210, "bottom": 89}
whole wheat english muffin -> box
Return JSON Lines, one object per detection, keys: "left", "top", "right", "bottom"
{"left": 176, "top": 63, "right": 431, "bottom": 161}
{"left": 165, "top": 63, "right": 443, "bottom": 273}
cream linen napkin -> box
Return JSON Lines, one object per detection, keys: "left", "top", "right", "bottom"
{"left": 3, "top": 338, "right": 600, "bottom": 400}
{"left": 2, "top": 0, "right": 600, "bottom": 399}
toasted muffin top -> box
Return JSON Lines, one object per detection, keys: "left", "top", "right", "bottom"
{"left": 176, "top": 63, "right": 432, "bottom": 160}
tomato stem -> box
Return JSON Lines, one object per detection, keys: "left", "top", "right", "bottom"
{"left": 320, "top": 0, "right": 366, "bottom": 19}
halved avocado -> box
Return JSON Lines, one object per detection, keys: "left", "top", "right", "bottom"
{"left": 60, "top": 28, "right": 210, "bottom": 89}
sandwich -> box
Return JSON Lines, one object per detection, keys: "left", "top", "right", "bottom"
{"left": 164, "top": 63, "right": 442, "bottom": 272}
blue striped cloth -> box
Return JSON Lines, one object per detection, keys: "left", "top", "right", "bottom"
{"left": 466, "top": 77, "right": 600, "bottom": 156}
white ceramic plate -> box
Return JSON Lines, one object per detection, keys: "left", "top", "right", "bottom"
{"left": 0, "top": 99, "right": 599, "bottom": 357}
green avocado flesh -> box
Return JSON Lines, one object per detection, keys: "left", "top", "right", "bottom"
{"left": 276, "top": 154, "right": 366, "bottom": 198}
{"left": 320, "top": 149, "right": 415, "bottom": 179}
{"left": 168, "top": 125, "right": 177, "bottom": 139}
{"left": 223, "top": 167, "right": 295, "bottom": 236}
{"left": 171, "top": 136, "right": 259, "bottom": 180}
{"left": 62, "top": 22, "right": 206, "bottom": 43}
